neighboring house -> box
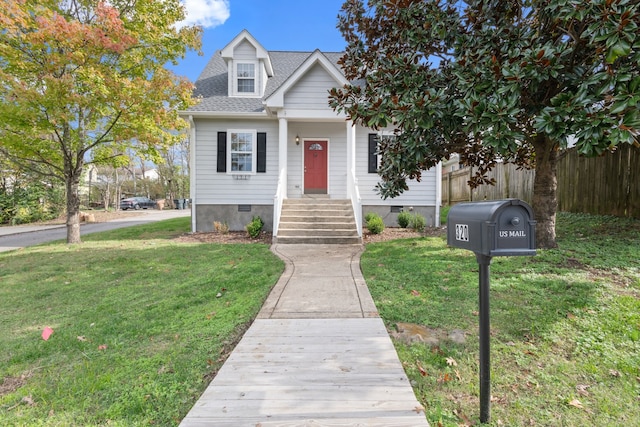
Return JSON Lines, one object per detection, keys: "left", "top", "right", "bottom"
{"left": 141, "top": 168, "right": 159, "bottom": 181}
{"left": 442, "top": 153, "right": 463, "bottom": 175}
{"left": 181, "top": 30, "right": 441, "bottom": 239}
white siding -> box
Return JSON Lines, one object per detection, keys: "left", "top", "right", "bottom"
{"left": 234, "top": 40, "right": 257, "bottom": 60}
{"left": 194, "top": 119, "right": 279, "bottom": 204}
{"left": 284, "top": 64, "right": 336, "bottom": 110}
{"left": 354, "top": 126, "right": 438, "bottom": 206}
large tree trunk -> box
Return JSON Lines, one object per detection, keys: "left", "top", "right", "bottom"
{"left": 532, "top": 134, "right": 558, "bottom": 249}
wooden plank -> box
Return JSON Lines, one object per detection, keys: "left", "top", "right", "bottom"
{"left": 224, "top": 351, "right": 402, "bottom": 365}
{"left": 243, "top": 319, "right": 390, "bottom": 337}
{"left": 182, "top": 416, "right": 427, "bottom": 427}
{"left": 179, "top": 318, "right": 429, "bottom": 426}
{"left": 188, "top": 398, "right": 420, "bottom": 414}
{"left": 198, "top": 385, "right": 419, "bottom": 402}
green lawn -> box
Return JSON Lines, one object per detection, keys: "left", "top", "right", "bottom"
{"left": 0, "top": 217, "right": 284, "bottom": 426}
{"left": 361, "top": 212, "right": 640, "bottom": 426}
{"left": 1, "top": 213, "right": 638, "bottom": 426}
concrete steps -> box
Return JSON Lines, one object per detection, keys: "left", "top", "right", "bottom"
{"left": 276, "top": 199, "right": 361, "bottom": 244}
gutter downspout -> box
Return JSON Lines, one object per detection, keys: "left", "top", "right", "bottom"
{"left": 188, "top": 115, "right": 196, "bottom": 233}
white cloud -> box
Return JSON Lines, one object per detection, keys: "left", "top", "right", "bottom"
{"left": 179, "top": 0, "right": 230, "bottom": 29}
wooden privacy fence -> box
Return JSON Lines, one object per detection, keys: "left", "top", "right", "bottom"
{"left": 442, "top": 144, "right": 639, "bottom": 218}
{"left": 557, "top": 144, "right": 639, "bottom": 218}
{"left": 442, "top": 162, "right": 535, "bottom": 205}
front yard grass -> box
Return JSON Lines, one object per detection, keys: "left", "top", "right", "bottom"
{"left": 1, "top": 213, "right": 638, "bottom": 426}
{"left": 0, "top": 217, "right": 284, "bottom": 426}
{"left": 361, "top": 212, "right": 640, "bottom": 426}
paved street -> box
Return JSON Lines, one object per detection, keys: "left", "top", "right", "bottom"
{"left": 0, "top": 209, "right": 191, "bottom": 252}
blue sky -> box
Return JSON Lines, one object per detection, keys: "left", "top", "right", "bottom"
{"left": 170, "top": 0, "right": 348, "bottom": 82}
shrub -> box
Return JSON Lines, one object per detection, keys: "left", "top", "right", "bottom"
{"left": 410, "top": 213, "right": 426, "bottom": 232}
{"left": 440, "top": 205, "right": 451, "bottom": 225}
{"left": 245, "top": 216, "right": 264, "bottom": 238}
{"left": 397, "top": 211, "right": 412, "bottom": 228}
{"left": 366, "top": 213, "right": 385, "bottom": 235}
{"left": 213, "top": 221, "right": 229, "bottom": 234}
{"left": 364, "top": 211, "right": 377, "bottom": 223}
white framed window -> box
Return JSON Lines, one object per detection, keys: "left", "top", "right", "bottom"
{"left": 234, "top": 62, "right": 258, "bottom": 96}
{"left": 228, "top": 130, "right": 257, "bottom": 173}
{"left": 369, "top": 131, "right": 397, "bottom": 173}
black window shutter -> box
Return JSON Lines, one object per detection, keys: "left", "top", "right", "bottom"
{"left": 217, "top": 132, "right": 227, "bottom": 173}
{"left": 368, "top": 134, "right": 378, "bottom": 173}
{"left": 257, "top": 132, "right": 267, "bottom": 173}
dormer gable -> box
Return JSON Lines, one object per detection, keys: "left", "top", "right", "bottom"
{"left": 221, "top": 30, "right": 273, "bottom": 98}
{"left": 264, "top": 50, "right": 348, "bottom": 110}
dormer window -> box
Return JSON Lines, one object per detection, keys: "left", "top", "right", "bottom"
{"left": 237, "top": 63, "right": 255, "bottom": 93}
{"left": 232, "top": 61, "right": 259, "bottom": 97}
{"left": 221, "top": 31, "right": 273, "bottom": 98}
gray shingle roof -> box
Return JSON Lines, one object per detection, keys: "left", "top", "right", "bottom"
{"left": 186, "top": 50, "right": 345, "bottom": 113}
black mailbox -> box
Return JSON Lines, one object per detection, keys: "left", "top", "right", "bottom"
{"left": 446, "top": 198, "right": 536, "bottom": 424}
{"left": 447, "top": 199, "right": 536, "bottom": 257}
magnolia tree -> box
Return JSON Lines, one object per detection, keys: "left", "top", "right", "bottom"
{"left": 0, "top": 0, "right": 201, "bottom": 243}
{"left": 330, "top": 0, "right": 640, "bottom": 248}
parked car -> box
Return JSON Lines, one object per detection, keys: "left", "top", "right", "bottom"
{"left": 120, "top": 197, "right": 156, "bottom": 210}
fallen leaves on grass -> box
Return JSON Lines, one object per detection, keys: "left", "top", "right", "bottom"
{"left": 453, "top": 408, "right": 473, "bottom": 426}
{"left": 437, "top": 373, "right": 453, "bottom": 383}
{"left": 576, "top": 384, "right": 590, "bottom": 396}
{"left": 416, "top": 361, "right": 428, "bottom": 377}
{"left": 568, "top": 398, "right": 584, "bottom": 409}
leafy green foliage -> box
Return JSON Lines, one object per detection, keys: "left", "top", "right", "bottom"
{"left": 331, "top": 0, "right": 640, "bottom": 248}
{"left": 0, "top": 0, "right": 202, "bottom": 242}
{"left": 365, "top": 212, "right": 385, "bottom": 234}
{"left": 0, "top": 177, "right": 64, "bottom": 225}
{"left": 409, "top": 212, "right": 426, "bottom": 232}
{"left": 0, "top": 217, "right": 284, "bottom": 425}
{"left": 396, "top": 210, "right": 427, "bottom": 231}
{"left": 364, "top": 211, "right": 378, "bottom": 223}
{"left": 397, "top": 210, "right": 412, "bottom": 228}
{"left": 245, "top": 216, "right": 265, "bottom": 239}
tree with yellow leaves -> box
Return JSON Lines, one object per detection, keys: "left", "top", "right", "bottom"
{"left": 0, "top": 0, "right": 202, "bottom": 243}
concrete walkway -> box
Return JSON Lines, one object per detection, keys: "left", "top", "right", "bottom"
{"left": 179, "top": 244, "right": 430, "bottom": 427}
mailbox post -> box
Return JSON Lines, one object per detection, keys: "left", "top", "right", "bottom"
{"left": 447, "top": 199, "right": 536, "bottom": 423}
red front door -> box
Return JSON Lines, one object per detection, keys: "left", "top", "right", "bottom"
{"left": 304, "top": 140, "right": 328, "bottom": 194}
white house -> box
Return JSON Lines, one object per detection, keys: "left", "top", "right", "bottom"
{"left": 181, "top": 30, "right": 441, "bottom": 242}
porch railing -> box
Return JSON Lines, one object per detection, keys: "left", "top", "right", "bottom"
{"left": 272, "top": 168, "right": 286, "bottom": 236}
{"left": 348, "top": 168, "right": 363, "bottom": 237}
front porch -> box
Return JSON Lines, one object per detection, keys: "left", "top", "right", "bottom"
{"left": 272, "top": 118, "right": 363, "bottom": 242}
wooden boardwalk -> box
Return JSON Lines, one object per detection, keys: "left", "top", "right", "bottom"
{"left": 179, "top": 318, "right": 429, "bottom": 426}
{"left": 179, "top": 245, "right": 429, "bottom": 426}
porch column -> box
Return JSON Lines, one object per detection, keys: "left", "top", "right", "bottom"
{"left": 347, "top": 120, "right": 356, "bottom": 172}
{"left": 278, "top": 117, "right": 288, "bottom": 197}
{"left": 346, "top": 119, "right": 363, "bottom": 237}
